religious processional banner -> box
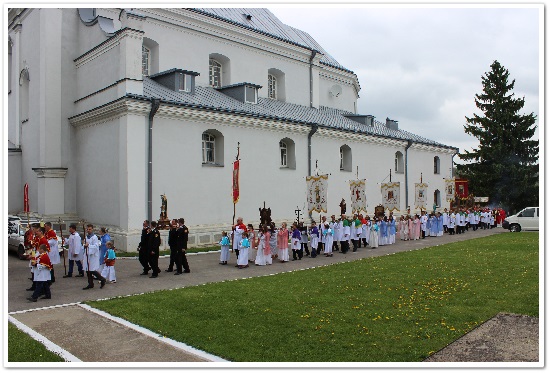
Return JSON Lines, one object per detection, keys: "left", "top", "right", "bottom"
{"left": 414, "top": 182, "right": 428, "bottom": 210}
{"left": 306, "top": 174, "right": 328, "bottom": 213}
{"left": 24, "top": 183, "right": 29, "bottom": 212}
{"left": 444, "top": 178, "right": 455, "bottom": 202}
{"left": 350, "top": 179, "right": 367, "bottom": 214}
{"left": 232, "top": 160, "right": 240, "bottom": 204}
{"left": 381, "top": 182, "right": 400, "bottom": 212}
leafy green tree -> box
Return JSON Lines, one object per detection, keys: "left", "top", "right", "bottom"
{"left": 457, "top": 60, "right": 538, "bottom": 213}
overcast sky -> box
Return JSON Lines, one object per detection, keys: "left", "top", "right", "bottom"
{"left": 270, "top": 5, "right": 541, "bottom": 162}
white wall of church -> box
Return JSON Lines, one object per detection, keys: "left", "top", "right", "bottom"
{"left": 150, "top": 113, "right": 310, "bottom": 227}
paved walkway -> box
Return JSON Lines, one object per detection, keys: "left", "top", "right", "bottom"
{"left": 8, "top": 228, "right": 506, "bottom": 362}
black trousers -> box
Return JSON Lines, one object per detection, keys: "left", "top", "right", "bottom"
{"left": 292, "top": 248, "right": 303, "bottom": 260}
{"left": 87, "top": 270, "right": 106, "bottom": 287}
{"left": 167, "top": 246, "right": 177, "bottom": 270}
{"left": 449, "top": 227, "right": 455, "bottom": 235}
{"left": 341, "top": 240, "right": 350, "bottom": 254}
{"left": 317, "top": 243, "right": 323, "bottom": 255}
{"left": 149, "top": 254, "right": 160, "bottom": 276}
{"left": 176, "top": 249, "right": 190, "bottom": 273}
{"left": 301, "top": 243, "right": 310, "bottom": 256}
{"left": 31, "top": 281, "right": 50, "bottom": 300}
{"left": 139, "top": 248, "right": 151, "bottom": 272}
{"left": 333, "top": 241, "right": 339, "bottom": 251}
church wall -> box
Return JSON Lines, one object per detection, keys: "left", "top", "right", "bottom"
{"left": 74, "top": 118, "right": 123, "bottom": 228}
{"left": 319, "top": 76, "right": 357, "bottom": 113}
{"left": 8, "top": 151, "right": 23, "bottom": 212}
{"left": 150, "top": 113, "right": 310, "bottom": 230}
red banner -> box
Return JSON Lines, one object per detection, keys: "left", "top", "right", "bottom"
{"left": 24, "top": 183, "right": 29, "bottom": 213}
{"left": 232, "top": 160, "right": 240, "bottom": 204}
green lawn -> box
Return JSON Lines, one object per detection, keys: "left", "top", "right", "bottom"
{"left": 7, "top": 322, "right": 65, "bottom": 362}
{"left": 88, "top": 233, "right": 538, "bottom": 362}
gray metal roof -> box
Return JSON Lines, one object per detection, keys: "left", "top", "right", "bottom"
{"left": 189, "top": 8, "right": 353, "bottom": 73}
{"left": 142, "top": 77, "right": 454, "bottom": 149}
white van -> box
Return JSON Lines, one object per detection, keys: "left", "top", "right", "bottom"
{"left": 502, "top": 207, "right": 539, "bottom": 232}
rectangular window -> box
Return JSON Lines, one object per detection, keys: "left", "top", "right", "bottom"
{"left": 178, "top": 73, "right": 192, "bottom": 92}
{"left": 245, "top": 86, "right": 257, "bottom": 104}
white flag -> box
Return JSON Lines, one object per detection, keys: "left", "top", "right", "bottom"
{"left": 415, "top": 182, "right": 428, "bottom": 210}
{"left": 381, "top": 182, "right": 400, "bottom": 212}
{"left": 350, "top": 179, "right": 367, "bottom": 214}
{"left": 306, "top": 174, "right": 329, "bottom": 213}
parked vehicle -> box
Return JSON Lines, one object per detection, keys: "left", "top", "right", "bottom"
{"left": 502, "top": 207, "right": 539, "bottom": 232}
{"left": 7, "top": 218, "right": 63, "bottom": 260}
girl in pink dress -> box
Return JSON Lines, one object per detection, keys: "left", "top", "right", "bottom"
{"left": 276, "top": 222, "right": 290, "bottom": 262}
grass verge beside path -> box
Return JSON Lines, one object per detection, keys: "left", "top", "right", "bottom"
{"left": 89, "top": 233, "right": 538, "bottom": 362}
{"left": 8, "top": 322, "right": 65, "bottom": 362}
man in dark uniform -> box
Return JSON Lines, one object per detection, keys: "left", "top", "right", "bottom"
{"left": 175, "top": 218, "right": 191, "bottom": 275}
{"left": 148, "top": 221, "right": 161, "bottom": 278}
{"left": 138, "top": 220, "right": 151, "bottom": 275}
{"left": 165, "top": 219, "right": 178, "bottom": 272}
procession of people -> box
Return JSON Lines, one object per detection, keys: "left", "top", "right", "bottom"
{"left": 20, "top": 204, "right": 503, "bottom": 302}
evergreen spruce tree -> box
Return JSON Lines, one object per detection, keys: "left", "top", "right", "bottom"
{"left": 457, "top": 60, "right": 538, "bottom": 213}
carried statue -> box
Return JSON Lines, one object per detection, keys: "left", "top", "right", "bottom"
{"left": 339, "top": 198, "right": 347, "bottom": 215}
{"left": 259, "top": 202, "right": 272, "bottom": 227}
{"left": 158, "top": 194, "right": 170, "bottom": 229}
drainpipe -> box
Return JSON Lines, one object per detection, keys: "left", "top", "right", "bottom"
{"left": 309, "top": 50, "right": 317, "bottom": 108}
{"left": 404, "top": 140, "right": 413, "bottom": 209}
{"left": 148, "top": 98, "right": 161, "bottom": 222}
{"left": 451, "top": 153, "right": 456, "bottom": 178}
{"left": 308, "top": 124, "right": 318, "bottom": 176}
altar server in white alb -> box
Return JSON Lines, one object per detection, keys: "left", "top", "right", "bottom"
{"left": 44, "top": 222, "right": 60, "bottom": 283}
{"left": 101, "top": 241, "right": 117, "bottom": 283}
{"left": 323, "top": 223, "right": 334, "bottom": 257}
{"left": 64, "top": 224, "right": 84, "bottom": 277}
{"left": 82, "top": 224, "right": 107, "bottom": 290}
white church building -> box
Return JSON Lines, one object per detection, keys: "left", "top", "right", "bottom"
{"left": 7, "top": 8, "right": 458, "bottom": 250}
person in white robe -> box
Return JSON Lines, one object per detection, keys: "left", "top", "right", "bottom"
{"left": 247, "top": 225, "right": 257, "bottom": 263}
{"left": 82, "top": 224, "right": 106, "bottom": 290}
{"left": 370, "top": 219, "right": 379, "bottom": 248}
{"left": 64, "top": 224, "right": 84, "bottom": 277}
{"left": 323, "top": 224, "right": 333, "bottom": 256}
{"left": 255, "top": 230, "right": 267, "bottom": 266}
{"left": 237, "top": 233, "right": 250, "bottom": 268}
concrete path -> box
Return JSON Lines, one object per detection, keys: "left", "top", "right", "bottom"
{"left": 8, "top": 228, "right": 507, "bottom": 362}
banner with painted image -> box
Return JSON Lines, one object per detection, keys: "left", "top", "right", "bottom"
{"left": 381, "top": 182, "right": 400, "bottom": 212}
{"left": 306, "top": 174, "right": 329, "bottom": 213}
{"left": 444, "top": 178, "right": 455, "bottom": 202}
{"left": 350, "top": 179, "right": 367, "bottom": 214}
{"left": 414, "top": 182, "right": 428, "bottom": 210}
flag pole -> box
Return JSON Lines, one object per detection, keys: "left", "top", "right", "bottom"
{"left": 58, "top": 218, "right": 67, "bottom": 276}
{"left": 232, "top": 142, "right": 240, "bottom": 227}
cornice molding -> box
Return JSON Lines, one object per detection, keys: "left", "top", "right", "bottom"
{"left": 69, "top": 98, "right": 150, "bottom": 129}
{"left": 316, "top": 127, "right": 407, "bottom": 148}
{"left": 74, "top": 27, "right": 144, "bottom": 68}
{"left": 410, "top": 142, "right": 458, "bottom": 154}
{"left": 32, "top": 167, "right": 68, "bottom": 178}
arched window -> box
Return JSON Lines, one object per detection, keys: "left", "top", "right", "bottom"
{"left": 209, "top": 59, "right": 222, "bottom": 88}
{"left": 268, "top": 74, "right": 277, "bottom": 99}
{"left": 201, "top": 130, "right": 225, "bottom": 166}
{"left": 279, "top": 140, "right": 287, "bottom": 167}
{"left": 202, "top": 133, "right": 215, "bottom": 164}
{"left": 340, "top": 145, "right": 352, "bottom": 171}
{"left": 434, "top": 156, "right": 440, "bottom": 174}
{"left": 434, "top": 189, "right": 441, "bottom": 208}
{"left": 142, "top": 45, "right": 150, "bottom": 76}
{"left": 279, "top": 138, "right": 295, "bottom": 169}
{"left": 395, "top": 151, "right": 404, "bottom": 173}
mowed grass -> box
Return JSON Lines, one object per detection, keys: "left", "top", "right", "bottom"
{"left": 7, "top": 322, "right": 65, "bottom": 362}
{"left": 89, "top": 233, "right": 538, "bottom": 362}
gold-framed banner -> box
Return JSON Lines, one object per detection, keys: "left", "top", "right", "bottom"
{"left": 306, "top": 174, "right": 329, "bottom": 213}
{"left": 350, "top": 179, "right": 367, "bottom": 214}
{"left": 381, "top": 182, "right": 400, "bottom": 212}
{"left": 414, "top": 182, "right": 428, "bottom": 210}
{"left": 445, "top": 178, "right": 456, "bottom": 202}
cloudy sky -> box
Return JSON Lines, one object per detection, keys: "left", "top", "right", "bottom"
{"left": 270, "top": 5, "right": 541, "bottom": 162}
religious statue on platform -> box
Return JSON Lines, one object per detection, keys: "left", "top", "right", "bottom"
{"left": 339, "top": 198, "right": 347, "bottom": 215}
{"left": 259, "top": 202, "right": 272, "bottom": 227}
{"left": 160, "top": 194, "right": 168, "bottom": 221}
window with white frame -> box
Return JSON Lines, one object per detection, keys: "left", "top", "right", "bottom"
{"left": 244, "top": 85, "right": 257, "bottom": 104}
{"left": 434, "top": 189, "right": 441, "bottom": 207}
{"left": 280, "top": 141, "right": 288, "bottom": 167}
{"left": 434, "top": 156, "right": 440, "bottom": 174}
{"left": 268, "top": 74, "right": 277, "bottom": 99}
{"left": 142, "top": 45, "right": 150, "bottom": 76}
{"left": 202, "top": 133, "right": 215, "bottom": 164}
{"left": 395, "top": 151, "right": 404, "bottom": 173}
{"left": 340, "top": 145, "right": 352, "bottom": 171}
{"left": 209, "top": 59, "right": 222, "bottom": 88}
{"left": 178, "top": 73, "right": 192, "bottom": 92}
